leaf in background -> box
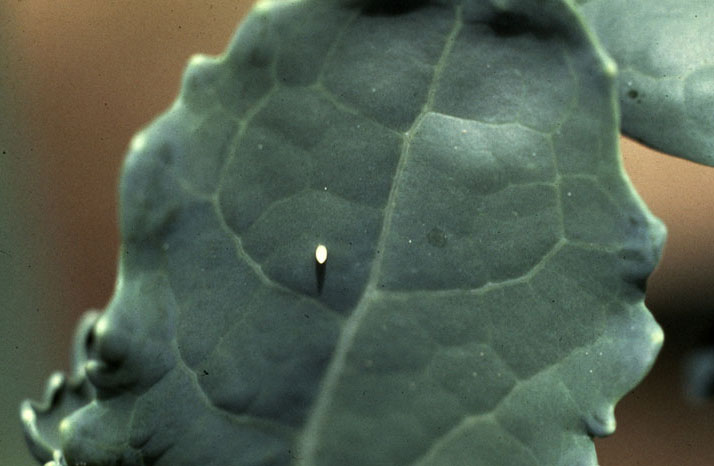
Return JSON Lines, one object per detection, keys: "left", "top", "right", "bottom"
{"left": 684, "top": 346, "right": 714, "bottom": 400}
{"left": 23, "top": 0, "right": 666, "bottom": 464}
{"left": 578, "top": 0, "right": 714, "bottom": 166}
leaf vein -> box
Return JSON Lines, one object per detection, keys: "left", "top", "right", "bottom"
{"left": 295, "top": 6, "right": 465, "bottom": 463}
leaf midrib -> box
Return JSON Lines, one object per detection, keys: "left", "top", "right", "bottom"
{"left": 294, "top": 5, "right": 465, "bottom": 464}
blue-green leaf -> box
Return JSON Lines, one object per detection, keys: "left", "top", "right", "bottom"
{"left": 578, "top": 0, "right": 714, "bottom": 166}
{"left": 23, "top": 0, "right": 666, "bottom": 464}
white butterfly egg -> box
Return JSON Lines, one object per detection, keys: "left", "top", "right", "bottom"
{"left": 315, "top": 244, "right": 328, "bottom": 265}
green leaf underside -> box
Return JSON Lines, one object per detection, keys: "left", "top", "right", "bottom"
{"left": 24, "top": 0, "right": 666, "bottom": 465}
{"left": 578, "top": 0, "right": 714, "bottom": 166}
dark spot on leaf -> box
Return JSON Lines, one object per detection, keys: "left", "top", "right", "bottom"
{"left": 86, "top": 325, "right": 95, "bottom": 350}
{"left": 156, "top": 143, "right": 174, "bottom": 166}
{"left": 361, "top": 0, "right": 429, "bottom": 16}
{"left": 427, "top": 227, "right": 447, "bottom": 248}
{"left": 203, "top": 370, "right": 209, "bottom": 376}
{"left": 486, "top": 12, "right": 555, "bottom": 39}
{"left": 489, "top": 12, "right": 528, "bottom": 37}
{"left": 627, "top": 89, "right": 639, "bottom": 99}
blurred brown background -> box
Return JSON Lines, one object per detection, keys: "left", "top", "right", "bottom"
{"left": 1, "top": 1, "right": 713, "bottom": 465}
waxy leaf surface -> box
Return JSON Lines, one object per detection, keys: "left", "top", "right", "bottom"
{"left": 23, "top": 0, "right": 665, "bottom": 465}
{"left": 579, "top": 0, "right": 714, "bottom": 166}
